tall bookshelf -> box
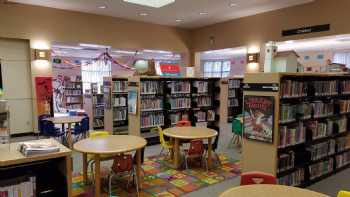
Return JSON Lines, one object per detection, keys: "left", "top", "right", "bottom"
{"left": 128, "top": 76, "right": 221, "bottom": 145}
{"left": 91, "top": 83, "right": 104, "bottom": 129}
{"left": 104, "top": 77, "right": 128, "bottom": 134}
{"left": 63, "top": 76, "right": 83, "bottom": 111}
{"left": 242, "top": 72, "right": 350, "bottom": 187}
{"left": 227, "top": 78, "right": 243, "bottom": 122}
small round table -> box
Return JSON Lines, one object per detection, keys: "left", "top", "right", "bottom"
{"left": 220, "top": 185, "right": 330, "bottom": 197}
{"left": 163, "top": 126, "right": 218, "bottom": 169}
{"left": 74, "top": 135, "right": 147, "bottom": 197}
{"left": 45, "top": 116, "right": 84, "bottom": 149}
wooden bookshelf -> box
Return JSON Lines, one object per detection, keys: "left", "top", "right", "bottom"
{"left": 63, "top": 76, "right": 83, "bottom": 111}
{"left": 0, "top": 139, "right": 72, "bottom": 197}
{"left": 104, "top": 77, "right": 128, "bottom": 134}
{"left": 84, "top": 83, "right": 105, "bottom": 130}
{"left": 128, "top": 76, "right": 221, "bottom": 145}
{"left": 242, "top": 72, "right": 350, "bottom": 187}
{"left": 220, "top": 77, "right": 243, "bottom": 123}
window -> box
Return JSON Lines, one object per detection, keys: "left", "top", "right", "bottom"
{"left": 81, "top": 59, "right": 112, "bottom": 93}
{"left": 333, "top": 52, "right": 350, "bottom": 68}
{"left": 203, "top": 60, "right": 231, "bottom": 78}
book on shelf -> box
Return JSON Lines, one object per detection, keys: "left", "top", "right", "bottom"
{"left": 312, "top": 80, "right": 338, "bottom": 96}
{"left": 113, "top": 97, "right": 127, "bottom": 107}
{"left": 169, "top": 98, "right": 191, "bottom": 109}
{"left": 336, "top": 136, "right": 350, "bottom": 152}
{"left": 141, "top": 112, "right": 164, "bottom": 128}
{"left": 170, "top": 112, "right": 189, "bottom": 125}
{"left": 194, "top": 96, "right": 212, "bottom": 107}
{"left": 228, "top": 80, "right": 241, "bottom": 89}
{"left": 278, "top": 151, "right": 295, "bottom": 173}
{"left": 193, "top": 81, "right": 208, "bottom": 93}
{"left": 113, "top": 109, "right": 127, "bottom": 121}
{"left": 141, "top": 98, "right": 163, "bottom": 111}
{"left": 207, "top": 110, "right": 216, "bottom": 121}
{"left": 278, "top": 168, "right": 304, "bottom": 186}
{"left": 141, "top": 81, "right": 161, "bottom": 94}
{"left": 195, "top": 111, "right": 206, "bottom": 122}
{"left": 340, "top": 80, "right": 350, "bottom": 94}
{"left": 19, "top": 140, "right": 60, "bottom": 156}
{"left": 169, "top": 81, "right": 190, "bottom": 94}
{"left": 336, "top": 151, "right": 350, "bottom": 169}
{"left": 309, "top": 158, "right": 334, "bottom": 180}
{"left": 0, "top": 175, "right": 36, "bottom": 197}
{"left": 338, "top": 99, "right": 350, "bottom": 114}
{"left": 309, "top": 140, "right": 335, "bottom": 161}
{"left": 228, "top": 98, "right": 239, "bottom": 107}
{"left": 279, "top": 123, "right": 306, "bottom": 148}
{"left": 280, "top": 80, "right": 307, "bottom": 98}
{"left": 113, "top": 81, "right": 128, "bottom": 93}
{"left": 93, "top": 119, "right": 104, "bottom": 128}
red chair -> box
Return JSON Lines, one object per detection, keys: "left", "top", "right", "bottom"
{"left": 183, "top": 140, "right": 207, "bottom": 170}
{"left": 240, "top": 171, "right": 277, "bottom": 185}
{"left": 176, "top": 120, "right": 191, "bottom": 127}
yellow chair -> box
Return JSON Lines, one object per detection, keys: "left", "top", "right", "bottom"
{"left": 157, "top": 126, "right": 173, "bottom": 157}
{"left": 87, "top": 131, "right": 115, "bottom": 181}
{"left": 338, "top": 191, "right": 350, "bottom": 197}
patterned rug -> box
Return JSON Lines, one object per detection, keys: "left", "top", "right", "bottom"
{"left": 72, "top": 154, "right": 241, "bottom": 197}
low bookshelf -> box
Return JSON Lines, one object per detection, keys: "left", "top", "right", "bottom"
{"left": 128, "top": 76, "right": 221, "bottom": 145}
{"left": 242, "top": 72, "right": 350, "bottom": 187}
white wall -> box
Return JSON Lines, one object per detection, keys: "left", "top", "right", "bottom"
{"left": 0, "top": 38, "right": 33, "bottom": 134}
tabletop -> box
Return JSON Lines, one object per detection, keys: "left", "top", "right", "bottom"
{"left": 219, "top": 185, "right": 330, "bottom": 197}
{"left": 163, "top": 127, "right": 218, "bottom": 139}
{"left": 0, "top": 139, "right": 71, "bottom": 167}
{"left": 45, "top": 116, "right": 84, "bottom": 124}
{"left": 73, "top": 135, "right": 147, "bottom": 154}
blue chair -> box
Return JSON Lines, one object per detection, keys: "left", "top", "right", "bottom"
{"left": 72, "top": 116, "right": 89, "bottom": 141}
{"left": 41, "top": 120, "right": 65, "bottom": 141}
{"left": 38, "top": 114, "right": 51, "bottom": 136}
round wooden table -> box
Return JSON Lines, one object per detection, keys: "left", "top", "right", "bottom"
{"left": 45, "top": 116, "right": 84, "bottom": 149}
{"left": 163, "top": 127, "right": 218, "bottom": 169}
{"left": 74, "top": 135, "right": 147, "bottom": 197}
{"left": 220, "top": 185, "right": 330, "bottom": 197}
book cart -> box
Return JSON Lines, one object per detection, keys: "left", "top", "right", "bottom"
{"left": 242, "top": 72, "right": 350, "bottom": 187}
{"left": 128, "top": 76, "right": 221, "bottom": 145}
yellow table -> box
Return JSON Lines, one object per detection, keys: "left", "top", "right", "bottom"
{"left": 163, "top": 126, "right": 218, "bottom": 169}
{"left": 220, "top": 185, "right": 330, "bottom": 197}
{"left": 45, "top": 116, "right": 84, "bottom": 148}
{"left": 73, "top": 135, "right": 147, "bottom": 197}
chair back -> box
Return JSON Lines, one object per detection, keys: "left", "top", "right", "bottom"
{"left": 338, "top": 191, "right": 350, "bottom": 197}
{"left": 232, "top": 115, "right": 243, "bottom": 135}
{"left": 240, "top": 171, "right": 277, "bottom": 185}
{"left": 212, "top": 128, "right": 220, "bottom": 151}
{"left": 38, "top": 114, "right": 50, "bottom": 134}
{"left": 188, "top": 140, "right": 204, "bottom": 156}
{"left": 81, "top": 116, "right": 89, "bottom": 132}
{"left": 42, "top": 120, "right": 59, "bottom": 137}
{"left": 112, "top": 154, "right": 133, "bottom": 173}
{"left": 176, "top": 120, "right": 191, "bottom": 127}
{"left": 89, "top": 131, "right": 110, "bottom": 139}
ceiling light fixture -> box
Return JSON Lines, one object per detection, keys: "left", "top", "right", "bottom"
{"left": 143, "top": 49, "right": 172, "bottom": 54}
{"left": 51, "top": 45, "right": 84, "bottom": 50}
{"left": 175, "top": 19, "right": 184, "bottom": 22}
{"left": 285, "top": 40, "right": 295, "bottom": 44}
{"left": 98, "top": 5, "right": 106, "bottom": 9}
{"left": 229, "top": 3, "right": 237, "bottom": 7}
{"left": 139, "top": 12, "right": 149, "bottom": 16}
{"left": 113, "top": 50, "right": 138, "bottom": 55}
{"left": 79, "top": 43, "right": 111, "bottom": 49}
{"left": 123, "top": 0, "right": 175, "bottom": 8}
{"left": 199, "top": 12, "right": 208, "bottom": 15}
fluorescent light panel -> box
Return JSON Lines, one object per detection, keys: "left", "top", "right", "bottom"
{"left": 79, "top": 43, "right": 111, "bottom": 49}
{"left": 123, "top": 0, "right": 175, "bottom": 8}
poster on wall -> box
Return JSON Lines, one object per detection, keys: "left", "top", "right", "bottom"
{"left": 128, "top": 90, "right": 137, "bottom": 115}
{"left": 243, "top": 95, "right": 274, "bottom": 143}
{"left": 35, "top": 77, "right": 53, "bottom": 115}
{"left": 158, "top": 61, "right": 181, "bottom": 77}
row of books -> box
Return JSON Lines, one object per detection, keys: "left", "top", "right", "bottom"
{"left": 66, "top": 104, "right": 81, "bottom": 110}
{"left": 312, "top": 80, "right": 338, "bottom": 96}
{"left": 141, "top": 112, "right": 164, "bottom": 128}
{"left": 141, "top": 99, "right": 163, "bottom": 111}
{"left": 335, "top": 151, "right": 350, "bottom": 169}
{"left": 70, "top": 76, "right": 82, "bottom": 82}
{"left": 0, "top": 175, "right": 36, "bottom": 197}
{"left": 93, "top": 119, "right": 104, "bottom": 128}
{"left": 312, "top": 102, "right": 334, "bottom": 118}
{"left": 169, "top": 81, "right": 191, "bottom": 94}
{"left": 65, "top": 89, "right": 82, "bottom": 95}
{"left": 66, "top": 97, "right": 82, "bottom": 103}
{"left": 229, "top": 99, "right": 239, "bottom": 107}
{"left": 141, "top": 81, "right": 161, "bottom": 94}
{"left": 113, "top": 97, "right": 127, "bottom": 107}
{"left": 338, "top": 99, "right": 350, "bottom": 113}
{"left": 169, "top": 98, "right": 191, "bottom": 109}
{"left": 194, "top": 96, "right": 212, "bottom": 107}
{"left": 277, "top": 151, "right": 295, "bottom": 173}
{"left": 93, "top": 107, "right": 104, "bottom": 117}
{"left": 279, "top": 123, "right": 306, "bottom": 148}
{"left": 309, "top": 140, "right": 336, "bottom": 161}
{"left": 92, "top": 95, "right": 104, "bottom": 105}
{"left": 228, "top": 79, "right": 241, "bottom": 89}
{"left": 306, "top": 121, "right": 331, "bottom": 140}
{"left": 112, "top": 81, "right": 128, "bottom": 93}
{"left": 65, "top": 83, "right": 82, "bottom": 89}
{"left": 280, "top": 80, "right": 307, "bottom": 98}
{"left": 228, "top": 89, "right": 237, "bottom": 98}
{"left": 193, "top": 81, "right": 208, "bottom": 93}
{"left": 278, "top": 168, "right": 305, "bottom": 186}
{"left": 336, "top": 136, "right": 350, "bottom": 152}
{"left": 194, "top": 110, "right": 216, "bottom": 122}
{"left": 170, "top": 112, "right": 189, "bottom": 125}
{"left": 309, "top": 158, "right": 334, "bottom": 181}
{"left": 339, "top": 80, "right": 350, "bottom": 94}
{"left": 113, "top": 109, "right": 127, "bottom": 121}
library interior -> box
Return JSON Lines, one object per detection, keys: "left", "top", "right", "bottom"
{"left": 2, "top": 0, "right": 350, "bottom": 197}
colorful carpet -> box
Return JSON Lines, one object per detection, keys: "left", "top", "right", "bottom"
{"left": 72, "top": 154, "right": 241, "bottom": 197}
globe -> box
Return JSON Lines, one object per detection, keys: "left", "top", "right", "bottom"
{"left": 134, "top": 59, "right": 149, "bottom": 74}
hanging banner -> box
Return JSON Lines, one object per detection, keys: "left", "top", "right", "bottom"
{"left": 35, "top": 77, "right": 53, "bottom": 115}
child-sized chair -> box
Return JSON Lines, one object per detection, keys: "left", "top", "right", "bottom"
{"left": 158, "top": 126, "right": 173, "bottom": 157}
{"left": 231, "top": 115, "right": 243, "bottom": 146}
{"left": 240, "top": 171, "right": 277, "bottom": 185}
{"left": 338, "top": 191, "right": 350, "bottom": 197}
{"left": 176, "top": 120, "right": 191, "bottom": 127}
{"left": 182, "top": 140, "right": 207, "bottom": 170}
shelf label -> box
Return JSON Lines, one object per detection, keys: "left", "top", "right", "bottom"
{"left": 243, "top": 83, "right": 279, "bottom": 92}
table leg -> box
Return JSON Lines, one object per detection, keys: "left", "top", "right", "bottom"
{"left": 207, "top": 138, "right": 212, "bottom": 170}
{"left": 83, "top": 153, "right": 88, "bottom": 184}
{"left": 174, "top": 138, "right": 180, "bottom": 169}
{"left": 94, "top": 154, "right": 101, "bottom": 197}
{"left": 136, "top": 149, "right": 142, "bottom": 190}
{"left": 67, "top": 123, "right": 73, "bottom": 149}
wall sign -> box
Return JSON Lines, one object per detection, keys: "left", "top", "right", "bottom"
{"left": 243, "top": 83, "right": 279, "bottom": 92}
{"left": 282, "top": 24, "right": 330, "bottom": 37}
{"left": 243, "top": 95, "right": 275, "bottom": 144}
{"left": 160, "top": 62, "right": 181, "bottom": 77}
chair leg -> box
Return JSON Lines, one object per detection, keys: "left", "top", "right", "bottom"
{"left": 134, "top": 167, "right": 140, "bottom": 197}
{"left": 108, "top": 173, "right": 115, "bottom": 197}
{"left": 127, "top": 170, "right": 133, "bottom": 190}
{"left": 159, "top": 147, "right": 164, "bottom": 157}
{"left": 185, "top": 156, "right": 188, "bottom": 170}
{"left": 90, "top": 161, "right": 95, "bottom": 183}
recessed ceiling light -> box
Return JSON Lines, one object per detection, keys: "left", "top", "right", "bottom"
{"left": 229, "top": 3, "right": 237, "bottom": 7}
{"left": 123, "top": 0, "right": 175, "bottom": 8}
{"left": 139, "top": 12, "right": 149, "bottom": 16}
{"left": 199, "top": 12, "right": 208, "bottom": 15}
{"left": 98, "top": 5, "right": 106, "bottom": 9}
{"left": 175, "top": 19, "right": 184, "bottom": 22}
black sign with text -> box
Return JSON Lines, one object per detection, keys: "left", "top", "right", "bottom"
{"left": 282, "top": 24, "right": 330, "bottom": 37}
